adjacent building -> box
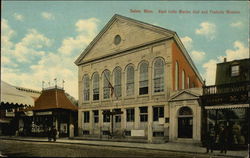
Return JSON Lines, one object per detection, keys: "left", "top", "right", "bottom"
{"left": 0, "top": 81, "right": 35, "bottom": 135}
{"left": 201, "top": 58, "right": 250, "bottom": 148}
{"left": 19, "top": 86, "right": 78, "bottom": 137}
{"left": 75, "top": 14, "right": 203, "bottom": 143}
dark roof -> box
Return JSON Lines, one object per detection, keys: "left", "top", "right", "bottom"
{"left": 27, "top": 87, "right": 78, "bottom": 111}
{"left": 215, "top": 58, "right": 250, "bottom": 85}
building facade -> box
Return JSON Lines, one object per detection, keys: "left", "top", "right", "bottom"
{"left": 75, "top": 14, "right": 203, "bottom": 143}
{"left": 0, "top": 81, "right": 35, "bottom": 135}
{"left": 19, "top": 86, "right": 78, "bottom": 137}
{"left": 201, "top": 58, "right": 250, "bottom": 149}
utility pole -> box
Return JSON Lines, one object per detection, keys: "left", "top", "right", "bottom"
{"left": 102, "top": 109, "right": 123, "bottom": 138}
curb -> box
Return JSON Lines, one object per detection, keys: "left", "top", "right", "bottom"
{"left": 0, "top": 137, "right": 246, "bottom": 158}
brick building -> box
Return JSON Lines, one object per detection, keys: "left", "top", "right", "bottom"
{"left": 75, "top": 14, "right": 203, "bottom": 143}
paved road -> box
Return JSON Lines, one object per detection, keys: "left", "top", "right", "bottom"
{"left": 0, "top": 139, "right": 225, "bottom": 157}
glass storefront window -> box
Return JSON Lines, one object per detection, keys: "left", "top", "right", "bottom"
{"left": 207, "top": 108, "right": 249, "bottom": 146}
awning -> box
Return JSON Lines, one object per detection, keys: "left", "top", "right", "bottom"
{"left": 0, "top": 118, "right": 11, "bottom": 123}
{"left": 204, "top": 104, "right": 249, "bottom": 109}
{"left": 1, "top": 81, "right": 34, "bottom": 107}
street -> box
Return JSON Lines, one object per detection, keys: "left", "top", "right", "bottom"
{"left": 0, "top": 139, "right": 220, "bottom": 158}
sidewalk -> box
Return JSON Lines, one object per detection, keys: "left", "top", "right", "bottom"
{"left": 0, "top": 136, "right": 248, "bottom": 158}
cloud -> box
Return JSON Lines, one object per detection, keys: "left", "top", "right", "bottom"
{"left": 59, "top": 18, "right": 100, "bottom": 55}
{"left": 202, "top": 41, "right": 249, "bottom": 85}
{"left": 75, "top": 18, "right": 99, "bottom": 36}
{"left": 202, "top": 59, "right": 217, "bottom": 86}
{"left": 190, "top": 51, "right": 206, "bottom": 62}
{"left": 13, "top": 13, "right": 24, "bottom": 21}
{"left": 230, "top": 21, "right": 243, "bottom": 28}
{"left": 1, "top": 19, "right": 15, "bottom": 50}
{"left": 181, "top": 36, "right": 193, "bottom": 50}
{"left": 195, "top": 22, "right": 216, "bottom": 40}
{"left": 12, "top": 29, "right": 53, "bottom": 63}
{"left": 222, "top": 41, "right": 249, "bottom": 61}
{"left": 1, "top": 17, "right": 100, "bottom": 99}
{"left": 41, "top": 12, "right": 55, "bottom": 20}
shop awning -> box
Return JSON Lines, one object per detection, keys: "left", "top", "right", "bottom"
{"left": 1, "top": 81, "right": 34, "bottom": 107}
{"left": 204, "top": 104, "right": 249, "bottom": 109}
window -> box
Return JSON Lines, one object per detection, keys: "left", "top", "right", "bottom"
{"left": 126, "top": 65, "right": 134, "bottom": 96}
{"left": 140, "top": 107, "right": 148, "bottom": 122}
{"left": 93, "top": 110, "right": 99, "bottom": 123}
{"left": 92, "top": 72, "right": 99, "bottom": 100}
{"left": 153, "top": 131, "right": 164, "bottom": 137}
{"left": 231, "top": 65, "right": 240, "bottom": 77}
{"left": 83, "top": 111, "right": 90, "bottom": 123}
{"left": 154, "top": 58, "right": 164, "bottom": 92}
{"left": 114, "top": 67, "right": 122, "bottom": 97}
{"left": 114, "top": 109, "right": 121, "bottom": 122}
{"left": 153, "top": 106, "right": 164, "bottom": 121}
{"left": 124, "top": 130, "right": 131, "bottom": 136}
{"left": 175, "top": 61, "right": 179, "bottom": 90}
{"left": 182, "top": 70, "right": 185, "bottom": 89}
{"left": 103, "top": 70, "right": 111, "bottom": 99}
{"left": 139, "top": 62, "right": 149, "bottom": 95}
{"left": 114, "top": 35, "right": 121, "bottom": 45}
{"left": 82, "top": 130, "right": 90, "bottom": 135}
{"left": 83, "top": 75, "right": 90, "bottom": 101}
{"left": 126, "top": 108, "right": 135, "bottom": 122}
{"left": 187, "top": 76, "right": 190, "bottom": 88}
{"left": 103, "top": 110, "right": 110, "bottom": 122}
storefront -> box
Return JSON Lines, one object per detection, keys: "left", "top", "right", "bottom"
{"left": 19, "top": 86, "right": 78, "bottom": 137}
{"left": 204, "top": 104, "right": 249, "bottom": 149}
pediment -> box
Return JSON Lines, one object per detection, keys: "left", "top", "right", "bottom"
{"left": 75, "top": 14, "right": 175, "bottom": 65}
{"left": 169, "top": 89, "right": 202, "bottom": 102}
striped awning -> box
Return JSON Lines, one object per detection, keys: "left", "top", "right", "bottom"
{"left": 205, "top": 104, "right": 249, "bottom": 109}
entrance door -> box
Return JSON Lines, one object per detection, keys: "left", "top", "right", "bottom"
{"left": 178, "top": 117, "right": 193, "bottom": 138}
{"left": 178, "top": 107, "right": 193, "bottom": 138}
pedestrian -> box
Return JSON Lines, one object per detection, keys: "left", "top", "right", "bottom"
{"left": 52, "top": 126, "right": 57, "bottom": 142}
{"left": 206, "top": 126, "right": 215, "bottom": 153}
{"left": 48, "top": 127, "right": 52, "bottom": 141}
{"left": 218, "top": 125, "right": 228, "bottom": 154}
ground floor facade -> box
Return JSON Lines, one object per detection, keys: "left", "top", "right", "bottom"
{"left": 18, "top": 109, "right": 77, "bottom": 137}
{"left": 78, "top": 89, "right": 202, "bottom": 143}
{"left": 202, "top": 104, "right": 249, "bottom": 149}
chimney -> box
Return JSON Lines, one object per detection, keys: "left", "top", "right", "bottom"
{"left": 224, "top": 58, "right": 227, "bottom": 62}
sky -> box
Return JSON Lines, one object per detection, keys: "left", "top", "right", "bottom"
{"left": 1, "top": 1, "right": 249, "bottom": 99}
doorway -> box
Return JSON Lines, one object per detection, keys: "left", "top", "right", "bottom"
{"left": 178, "top": 107, "right": 193, "bottom": 138}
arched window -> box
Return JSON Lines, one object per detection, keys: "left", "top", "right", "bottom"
{"left": 179, "top": 106, "right": 193, "bottom": 116}
{"left": 92, "top": 72, "right": 99, "bottom": 100}
{"left": 114, "top": 67, "right": 122, "bottom": 97}
{"left": 175, "top": 61, "right": 179, "bottom": 90}
{"left": 187, "top": 76, "right": 190, "bottom": 88}
{"left": 139, "top": 62, "right": 148, "bottom": 95}
{"left": 182, "top": 70, "right": 185, "bottom": 89}
{"left": 83, "top": 74, "right": 90, "bottom": 101}
{"left": 126, "top": 65, "right": 134, "bottom": 96}
{"left": 103, "top": 70, "right": 111, "bottom": 99}
{"left": 154, "top": 58, "right": 164, "bottom": 92}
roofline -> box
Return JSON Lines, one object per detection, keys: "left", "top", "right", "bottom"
{"left": 15, "top": 86, "right": 41, "bottom": 94}
{"left": 76, "top": 36, "right": 172, "bottom": 66}
{"left": 173, "top": 34, "right": 204, "bottom": 84}
{"left": 217, "top": 58, "right": 250, "bottom": 65}
{"left": 74, "top": 14, "right": 176, "bottom": 65}
{"left": 74, "top": 14, "right": 203, "bottom": 84}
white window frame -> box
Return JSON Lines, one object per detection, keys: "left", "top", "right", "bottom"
{"left": 126, "top": 65, "right": 134, "bottom": 96}
{"left": 153, "top": 58, "right": 164, "bottom": 93}
{"left": 92, "top": 72, "right": 99, "bottom": 100}
{"left": 83, "top": 75, "right": 90, "bottom": 101}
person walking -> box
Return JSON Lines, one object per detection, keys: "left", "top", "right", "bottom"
{"left": 47, "top": 127, "right": 52, "bottom": 141}
{"left": 206, "top": 126, "right": 216, "bottom": 153}
{"left": 218, "top": 126, "right": 228, "bottom": 154}
{"left": 51, "top": 126, "right": 57, "bottom": 142}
